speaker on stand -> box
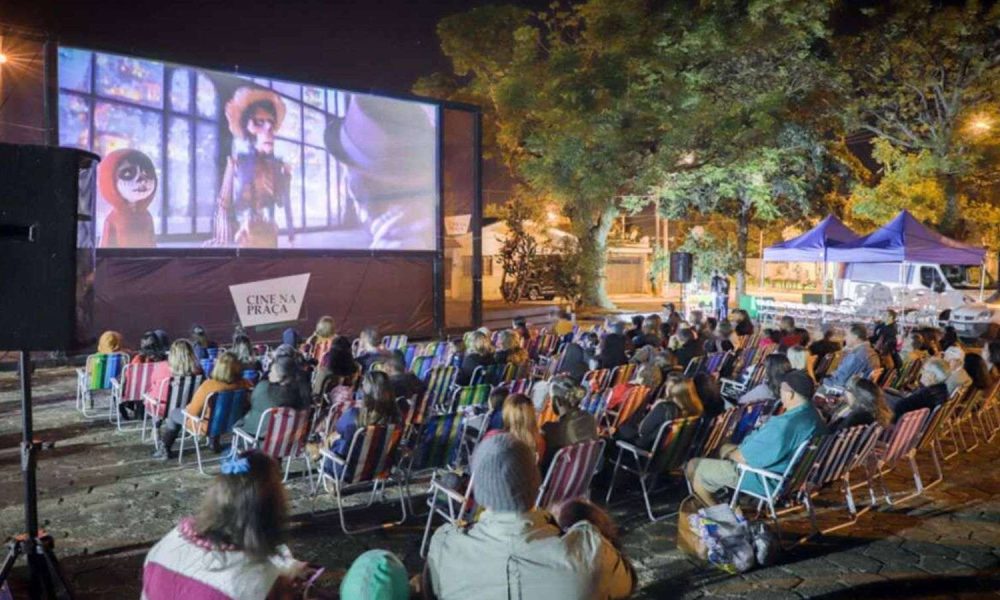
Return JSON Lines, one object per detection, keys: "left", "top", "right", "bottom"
{"left": 0, "top": 142, "right": 100, "bottom": 600}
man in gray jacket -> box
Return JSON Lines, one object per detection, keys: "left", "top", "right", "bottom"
{"left": 424, "top": 434, "right": 635, "bottom": 600}
{"left": 822, "top": 323, "right": 880, "bottom": 389}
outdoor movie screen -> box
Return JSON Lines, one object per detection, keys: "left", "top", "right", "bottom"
{"left": 57, "top": 47, "right": 438, "bottom": 251}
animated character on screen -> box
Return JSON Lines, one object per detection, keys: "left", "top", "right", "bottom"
{"left": 211, "top": 87, "right": 294, "bottom": 248}
{"left": 324, "top": 94, "right": 435, "bottom": 250}
{"left": 97, "top": 148, "right": 158, "bottom": 248}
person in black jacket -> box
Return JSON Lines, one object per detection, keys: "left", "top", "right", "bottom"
{"left": 828, "top": 377, "right": 891, "bottom": 432}
{"left": 731, "top": 309, "right": 754, "bottom": 337}
{"left": 888, "top": 358, "right": 951, "bottom": 422}
{"left": 458, "top": 330, "right": 494, "bottom": 385}
{"left": 597, "top": 329, "right": 628, "bottom": 370}
{"left": 871, "top": 310, "right": 900, "bottom": 368}
{"left": 672, "top": 328, "right": 701, "bottom": 372}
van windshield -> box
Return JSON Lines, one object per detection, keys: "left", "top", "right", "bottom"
{"left": 942, "top": 264, "right": 993, "bottom": 290}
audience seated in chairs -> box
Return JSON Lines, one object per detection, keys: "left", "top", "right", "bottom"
{"left": 97, "top": 330, "right": 126, "bottom": 354}
{"left": 827, "top": 377, "right": 892, "bottom": 432}
{"left": 808, "top": 325, "right": 841, "bottom": 366}
{"left": 597, "top": 323, "right": 629, "bottom": 370}
{"left": 142, "top": 452, "right": 307, "bottom": 600}
{"left": 703, "top": 320, "right": 735, "bottom": 354}
{"left": 484, "top": 393, "right": 546, "bottom": 463}
{"left": 940, "top": 326, "right": 960, "bottom": 352}
{"left": 540, "top": 377, "right": 597, "bottom": 468}
{"left": 423, "top": 434, "right": 636, "bottom": 600}
{"left": 632, "top": 318, "right": 662, "bottom": 351}
{"left": 132, "top": 330, "right": 168, "bottom": 365}
{"left": 355, "top": 326, "right": 391, "bottom": 373}
{"left": 551, "top": 308, "right": 576, "bottom": 343}
{"left": 617, "top": 373, "right": 703, "bottom": 450}
{"left": 381, "top": 354, "right": 426, "bottom": 410}
{"left": 237, "top": 356, "right": 310, "bottom": 438}
{"left": 624, "top": 315, "right": 644, "bottom": 344}
{"left": 312, "top": 336, "right": 359, "bottom": 397}
{"left": 231, "top": 333, "right": 261, "bottom": 372}
{"left": 871, "top": 309, "right": 901, "bottom": 368}
{"left": 190, "top": 325, "right": 217, "bottom": 361}
{"left": 326, "top": 371, "right": 401, "bottom": 474}
{"left": 512, "top": 316, "right": 532, "bottom": 349}
{"left": 494, "top": 330, "right": 529, "bottom": 367}
{"left": 303, "top": 315, "right": 336, "bottom": 358}
{"left": 739, "top": 353, "right": 791, "bottom": 405}
{"left": 458, "top": 330, "right": 494, "bottom": 385}
{"left": 822, "top": 323, "right": 879, "bottom": 389}
{"left": 887, "top": 358, "right": 951, "bottom": 423}
{"left": 671, "top": 327, "right": 701, "bottom": 371}
{"left": 154, "top": 351, "right": 252, "bottom": 459}
{"left": 140, "top": 340, "right": 204, "bottom": 421}
{"left": 901, "top": 331, "right": 929, "bottom": 365}
{"left": 686, "top": 369, "right": 826, "bottom": 506}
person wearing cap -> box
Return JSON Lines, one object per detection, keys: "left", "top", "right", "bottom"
{"left": 821, "top": 322, "right": 879, "bottom": 389}
{"left": 685, "top": 369, "right": 826, "bottom": 507}
{"left": 341, "top": 549, "right": 410, "bottom": 600}
{"left": 942, "top": 345, "right": 972, "bottom": 395}
{"left": 887, "top": 358, "right": 952, "bottom": 422}
{"left": 424, "top": 434, "right": 636, "bottom": 600}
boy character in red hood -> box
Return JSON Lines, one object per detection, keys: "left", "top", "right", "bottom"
{"left": 98, "top": 148, "right": 157, "bottom": 248}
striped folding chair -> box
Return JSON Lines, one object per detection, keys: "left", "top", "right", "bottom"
{"left": 233, "top": 407, "right": 314, "bottom": 487}
{"left": 199, "top": 358, "right": 215, "bottom": 377}
{"left": 76, "top": 352, "right": 129, "bottom": 417}
{"left": 537, "top": 439, "right": 606, "bottom": 509}
{"left": 939, "top": 385, "right": 982, "bottom": 456}
{"left": 402, "top": 343, "right": 422, "bottom": 370}
{"left": 502, "top": 378, "right": 533, "bottom": 396}
{"left": 409, "top": 366, "right": 458, "bottom": 426}
{"left": 727, "top": 437, "right": 823, "bottom": 537}
{"left": 581, "top": 388, "right": 612, "bottom": 419}
{"left": 606, "top": 416, "right": 702, "bottom": 521}
{"left": 141, "top": 375, "right": 204, "bottom": 447}
{"left": 408, "top": 412, "right": 466, "bottom": 474}
{"left": 317, "top": 424, "right": 407, "bottom": 534}
{"left": 683, "top": 356, "right": 705, "bottom": 377}
{"left": 178, "top": 389, "right": 249, "bottom": 474}
{"left": 450, "top": 384, "right": 492, "bottom": 412}
{"left": 582, "top": 368, "right": 610, "bottom": 393}
{"left": 600, "top": 385, "right": 651, "bottom": 436}
{"left": 865, "top": 408, "right": 931, "bottom": 506}
{"left": 410, "top": 355, "right": 434, "bottom": 381}
{"left": 795, "top": 423, "right": 883, "bottom": 536}
{"left": 420, "top": 469, "right": 476, "bottom": 557}
{"left": 608, "top": 364, "right": 635, "bottom": 388}
{"left": 693, "top": 407, "right": 740, "bottom": 458}
{"left": 382, "top": 334, "right": 409, "bottom": 352}
{"left": 109, "top": 361, "right": 158, "bottom": 431}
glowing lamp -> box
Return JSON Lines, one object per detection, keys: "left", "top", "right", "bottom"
{"left": 0, "top": 53, "right": 8, "bottom": 65}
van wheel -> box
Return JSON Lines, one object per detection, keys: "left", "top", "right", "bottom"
{"left": 527, "top": 287, "right": 541, "bottom": 301}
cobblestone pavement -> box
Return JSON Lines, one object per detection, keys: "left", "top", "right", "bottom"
{"left": 1, "top": 368, "right": 998, "bottom": 598}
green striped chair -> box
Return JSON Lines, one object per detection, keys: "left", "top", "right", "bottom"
{"left": 76, "top": 352, "right": 129, "bottom": 418}
{"left": 450, "top": 384, "right": 492, "bottom": 412}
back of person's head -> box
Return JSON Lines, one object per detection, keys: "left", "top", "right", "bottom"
{"left": 497, "top": 330, "right": 517, "bottom": 352}
{"left": 195, "top": 451, "right": 287, "bottom": 561}
{"left": 97, "top": 330, "right": 123, "bottom": 354}
{"left": 988, "top": 341, "right": 1000, "bottom": 369}
{"left": 281, "top": 327, "right": 301, "bottom": 348}
{"left": 513, "top": 316, "right": 527, "bottom": 328}
{"left": 849, "top": 322, "right": 868, "bottom": 342}
{"left": 764, "top": 353, "right": 793, "bottom": 395}
{"left": 268, "top": 356, "right": 295, "bottom": 385}
{"left": 558, "top": 309, "right": 571, "bottom": 320}
{"left": 470, "top": 433, "right": 540, "bottom": 513}
{"left": 908, "top": 331, "right": 926, "bottom": 351}
{"left": 231, "top": 334, "right": 254, "bottom": 364}
{"left": 315, "top": 316, "right": 336, "bottom": 339}
{"left": 717, "top": 320, "right": 733, "bottom": 336}
{"left": 549, "top": 375, "right": 585, "bottom": 414}
{"left": 631, "top": 315, "right": 644, "bottom": 327}
{"left": 676, "top": 328, "right": 693, "bottom": 344}
{"left": 469, "top": 330, "right": 493, "bottom": 355}
{"left": 273, "top": 344, "right": 297, "bottom": 360}
{"left": 340, "top": 550, "right": 409, "bottom": 600}
{"left": 766, "top": 329, "right": 783, "bottom": 344}
{"left": 138, "top": 330, "right": 161, "bottom": 359}
{"left": 192, "top": 325, "right": 209, "bottom": 346}
{"left": 553, "top": 499, "right": 621, "bottom": 549}
{"left": 382, "top": 354, "right": 406, "bottom": 376}
{"left": 488, "top": 388, "right": 507, "bottom": 412}
{"left": 846, "top": 376, "right": 891, "bottom": 426}
{"left": 211, "top": 351, "right": 243, "bottom": 384}
{"left": 922, "top": 358, "right": 949, "bottom": 385}
{"left": 786, "top": 345, "right": 808, "bottom": 371}
{"left": 582, "top": 331, "right": 599, "bottom": 348}
{"left": 692, "top": 372, "right": 723, "bottom": 417}
{"left": 361, "top": 370, "right": 399, "bottom": 426}
{"left": 501, "top": 394, "right": 539, "bottom": 453}
{"left": 780, "top": 369, "right": 815, "bottom": 402}
{"left": 705, "top": 317, "right": 717, "bottom": 332}
{"left": 641, "top": 319, "right": 659, "bottom": 336}
{"left": 168, "top": 339, "right": 199, "bottom": 376}
{"left": 359, "top": 326, "right": 380, "bottom": 351}
{"left": 610, "top": 321, "right": 626, "bottom": 336}
{"left": 781, "top": 316, "right": 795, "bottom": 329}
{"left": 669, "top": 377, "right": 703, "bottom": 417}
{"left": 963, "top": 352, "right": 991, "bottom": 389}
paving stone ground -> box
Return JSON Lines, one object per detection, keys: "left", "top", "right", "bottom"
{"left": 1, "top": 367, "right": 999, "bottom": 598}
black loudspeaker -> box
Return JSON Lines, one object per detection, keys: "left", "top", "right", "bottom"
{"left": 0, "top": 143, "right": 100, "bottom": 351}
{"left": 669, "top": 251, "right": 693, "bottom": 283}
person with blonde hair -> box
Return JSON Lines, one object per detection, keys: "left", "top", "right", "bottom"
{"left": 302, "top": 316, "right": 336, "bottom": 359}
{"left": 145, "top": 339, "right": 203, "bottom": 406}
{"left": 617, "top": 374, "right": 703, "bottom": 449}
{"left": 458, "top": 330, "right": 494, "bottom": 385}
{"left": 97, "top": 330, "right": 125, "bottom": 354}
{"left": 541, "top": 376, "right": 597, "bottom": 467}
{"left": 154, "top": 351, "right": 251, "bottom": 460}
{"left": 494, "top": 330, "right": 528, "bottom": 366}
{"left": 485, "top": 393, "right": 546, "bottom": 462}
{"left": 355, "top": 326, "right": 389, "bottom": 372}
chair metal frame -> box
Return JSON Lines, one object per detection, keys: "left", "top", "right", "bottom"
{"left": 76, "top": 352, "right": 130, "bottom": 418}
{"left": 109, "top": 361, "right": 157, "bottom": 431}
{"left": 178, "top": 388, "right": 249, "bottom": 474}
{"left": 232, "top": 406, "right": 315, "bottom": 489}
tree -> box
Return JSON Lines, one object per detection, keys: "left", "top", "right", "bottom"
{"left": 835, "top": 0, "right": 1000, "bottom": 235}
{"left": 417, "top": 0, "right": 679, "bottom": 308}
{"left": 495, "top": 197, "right": 539, "bottom": 304}
{"left": 676, "top": 229, "right": 743, "bottom": 283}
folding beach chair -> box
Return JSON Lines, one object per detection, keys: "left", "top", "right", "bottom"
{"left": 109, "top": 361, "right": 157, "bottom": 431}
{"left": 76, "top": 352, "right": 129, "bottom": 417}
{"left": 178, "top": 388, "right": 249, "bottom": 474}
{"left": 233, "top": 406, "right": 314, "bottom": 487}
{"left": 141, "top": 374, "right": 204, "bottom": 447}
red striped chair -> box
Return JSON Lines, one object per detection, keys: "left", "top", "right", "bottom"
{"left": 693, "top": 407, "right": 740, "bottom": 458}
{"left": 76, "top": 352, "right": 129, "bottom": 417}
{"left": 536, "top": 438, "right": 606, "bottom": 509}
{"left": 608, "top": 363, "right": 635, "bottom": 388}
{"left": 582, "top": 368, "right": 610, "bottom": 393}
{"left": 865, "top": 407, "right": 931, "bottom": 506}
{"left": 233, "top": 407, "right": 314, "bottom": 487}
{"left": 599, "top": 385, "right": 650, "bottom": 436}
{"left": 141, "top": 374, "right": 204, "bottom": 447}
{"left": 110, "top": 361, "right": 158, "bottom": 431}
{"left": 606, "top": 416, "right": 703, "bottom": 521}
{"left": 317, "top": 424, "right": 407, "bottom": 534}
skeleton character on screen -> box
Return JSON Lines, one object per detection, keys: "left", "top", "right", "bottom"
{"left": 98, "top": 148, "right": 158, "bottom": 248}
{"left": 211, "top": 87, "right": 294, "bottom": 248}
{"left": 324, "top": 94, "right": 436, "bottom": 250}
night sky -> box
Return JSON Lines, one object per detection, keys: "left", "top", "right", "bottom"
{"left": 0, "top": 0, "right": 550, "bottom": 98}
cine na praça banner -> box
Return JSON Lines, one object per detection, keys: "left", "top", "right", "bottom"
{"left": 57, "top": 47, "right": 438, "bottom": 251}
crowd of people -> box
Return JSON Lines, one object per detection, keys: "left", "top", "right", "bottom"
{"left": 99, "top": 301, "right": 998, "bottom": 599}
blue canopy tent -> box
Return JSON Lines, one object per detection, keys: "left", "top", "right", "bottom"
{"left": 761, "top": 214, "right": 862, "bottom": 305}
{"left": 827, "top": 210, "right": 987, "bottom": 306}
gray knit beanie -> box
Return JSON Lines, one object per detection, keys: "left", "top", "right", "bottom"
{"left": 471, "top": 433, "right": 541, "bottom": 513}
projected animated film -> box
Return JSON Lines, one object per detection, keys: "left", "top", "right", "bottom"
{"left": 58, "top": 47, "right": 438, "bottom": 250}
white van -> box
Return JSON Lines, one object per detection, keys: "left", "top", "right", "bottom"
{"left": 836, "top": 262, "right": 989, "bottom": 314}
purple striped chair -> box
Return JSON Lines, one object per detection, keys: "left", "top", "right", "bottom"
{"left": 233, "top": 407, "right": 314, "bottom": 488}
{"left": 865, "top": 407, "right": 931, "bottom": 506}
{"left": 110, "top": 361, "right": 158, "bottom": 431}
{"left": 536, "top": 438, "right": 606, "bottom": 509}
{"left": 317, "top": 424, "right": 407, "bottom": 534}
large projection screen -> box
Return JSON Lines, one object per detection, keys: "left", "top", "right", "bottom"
{"left": 57, "top": 47, "right": 438, "bottom": 251}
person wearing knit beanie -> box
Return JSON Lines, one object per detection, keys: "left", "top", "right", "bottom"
{"left": 471, "top": 433, "right": 541, "bottom": 513}
{"left": 340, "top": 550, "right": 409, "bottom": 600}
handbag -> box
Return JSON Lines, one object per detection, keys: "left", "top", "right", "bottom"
{"left": 683, "top": 501, "right": 756, "bottom": 573}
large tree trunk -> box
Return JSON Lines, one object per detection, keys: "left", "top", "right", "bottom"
{"left": 940, "top": 171, "right": 961, "bottom": 237}
{"left": 577, "top": 205, "right": 618, "bottom": 309}
{"left": 735, "top": 203, "right": 750, "bottom": 299}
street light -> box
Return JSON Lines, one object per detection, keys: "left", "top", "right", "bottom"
{"left": 0, "top": 53, "right": 8, "bottom": 65}
{"left": 968, "top": 115, "right": 992, "bottom": 136}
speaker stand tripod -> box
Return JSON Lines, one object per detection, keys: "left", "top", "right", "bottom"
{"left": 0, "top": 352, "right": 74, "bottom": 600}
